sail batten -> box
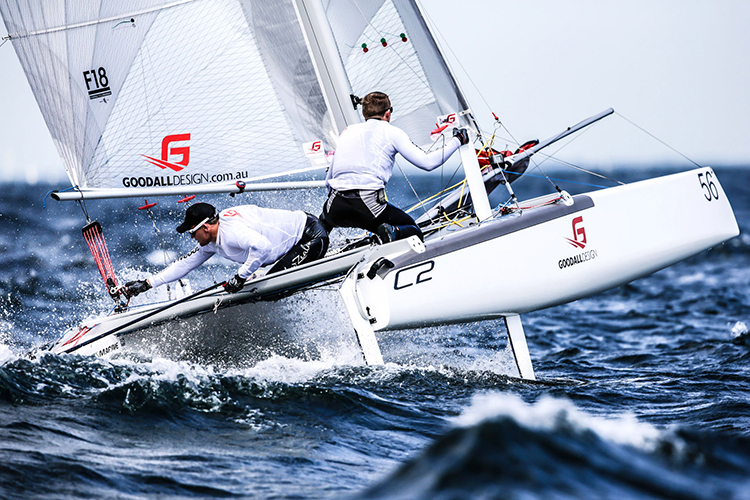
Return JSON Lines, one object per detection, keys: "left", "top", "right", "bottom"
{"left": 4, "top": 0, "right": 196, "bottom": 39}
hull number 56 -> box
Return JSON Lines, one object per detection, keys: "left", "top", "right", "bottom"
{"left": 698, "top": 170, "right": 720, "bottom": 201}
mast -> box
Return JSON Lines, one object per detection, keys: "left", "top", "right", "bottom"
{"left": 293, "top": 0, "right": 361, "bottom": 135}
{"left": 459, "top": 141, "right": 492, "bottom": 221}
{"left": 409, "top": 0, "right": 491, "bottom": 220}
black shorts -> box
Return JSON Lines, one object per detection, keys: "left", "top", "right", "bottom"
{"left": 322, "top": 189, "right": 418, "bottom": 234}
{"left": 268, "top": 213, "right": 329, "bottom": 274}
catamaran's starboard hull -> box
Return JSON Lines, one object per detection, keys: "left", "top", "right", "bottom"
{"left": 344, "top": 168, "right": 739, "bottom": 331}
{"left": 46, "top": 245, "right": 372, "bottom": 358}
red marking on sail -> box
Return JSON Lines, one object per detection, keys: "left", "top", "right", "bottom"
{"left": 141, "top": 154, "right": 185, "bottom": 172}
{"left": 143, "top": 134, "right": 191, "bottom": 171}
{"left": 430, "top": 123, "right": 449, "bottom": 135}
{"left": 162, "top": 134, "right": 190, "bottom": 166}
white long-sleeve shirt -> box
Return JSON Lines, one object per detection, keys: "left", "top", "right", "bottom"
{"left": 326, "top": 118, "right": 461, "bottom": 191}
{"left": 149, "top": 205, "right": 307, "bottom": 287}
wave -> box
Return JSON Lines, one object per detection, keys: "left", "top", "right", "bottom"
{"left": 356, "top": 393, "right": 750, "bottom": 500}
{"left": 457, "top": 393, "right": 682, "bottom": 453}
{"left": 0, "top": 349, "right": 518, "bottom": 419}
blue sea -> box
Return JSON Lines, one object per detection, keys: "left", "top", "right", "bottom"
{"left": 1, "top": 166, "right": 749, "bottom": 499}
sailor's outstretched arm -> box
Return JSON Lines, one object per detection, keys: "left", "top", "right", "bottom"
{"left": 149, "top": 246, "right": 214, "bottom": 288}
{"left": 391, "top": 128, "right": 462, "bottom": 171}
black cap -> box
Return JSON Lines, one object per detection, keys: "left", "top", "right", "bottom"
{"left": 176, "top": 203, "right": 217, "bottom": 233}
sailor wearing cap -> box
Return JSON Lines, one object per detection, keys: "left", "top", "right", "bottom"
{"left": 124, "top": 202, "right": 329, "bottom": 297}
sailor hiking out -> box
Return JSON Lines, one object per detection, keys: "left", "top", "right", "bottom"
{"left": 125, "top": 203, "right": 329, "bottom": 296}
{"left": 322, "top": 91, "right": 468, "bottom": 243}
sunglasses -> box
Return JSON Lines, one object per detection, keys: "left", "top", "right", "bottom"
{"left": 188, "top": 217, "right": 211, "bottom": 234}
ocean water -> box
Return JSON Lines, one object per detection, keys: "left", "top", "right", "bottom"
{"left": 1, "top": 166, "right": 749, "bottom": 499}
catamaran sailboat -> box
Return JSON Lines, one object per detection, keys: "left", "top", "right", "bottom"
{"left": 1, "top": 0, "right": 738, "bottom": 379}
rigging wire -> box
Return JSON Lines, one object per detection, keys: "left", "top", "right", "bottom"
{"left": 415, "top": 0, "right": 521, "bottom": 146}
{"left": 76, "top": 196, "right": 92, "bottom": 222}
{"left": 530, "top": 150, "right": 626, "bottom": 186}
{"left": 525, "top": 124, "right": 625, "bottom": 188}
{"left": 615, "top": 111, "right": 702, "bottom": 168}
{"left": 500, "top": 169, "right": 614, "bottom": 190}
{"left": 478, "top": 114, "right": 627, "bottom": 188}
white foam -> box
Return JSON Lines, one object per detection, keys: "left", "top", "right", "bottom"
{"left": 245, "top": 354, "right": 339, "bottom": 384}
{"left": 453, "top": 392, "right": 676, "bottom": 453}
{"left": 0, "top": 342, "right": 15, "bottom": 364}
{"left": 109, "top": 350, "right": 346, "bottom": 387}
{"left": 676, "top": 271, "right": 717, "bottom": 286}
{"left": 731, "top": 321, "right": 748, "bottom": 338}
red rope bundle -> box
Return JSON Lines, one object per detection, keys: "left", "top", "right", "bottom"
{"left": 82, "top": 221, "right": 118, "bottom": 293}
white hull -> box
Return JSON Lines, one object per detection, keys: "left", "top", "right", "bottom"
{"left": 342, "top": 168, "right": 738, "bottom": 332}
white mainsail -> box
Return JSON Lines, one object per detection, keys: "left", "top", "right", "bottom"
{"left": 1, "top": 1, "right": 325, "bottom": 196}
{"left": 1, "top": 0, "right": 474, "bottom": 199}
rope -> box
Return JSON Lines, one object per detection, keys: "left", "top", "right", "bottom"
{"left": 82, "top": 222, "right": 118, "bottom": 290}
{"left": 43, "top": 185, "right": 81, "bottom": 209}
{"left": 406, "top": 177, "right": 466, "bottom": 213}
{"left": 517, "top": 197, "right": 563, "bottom": 211}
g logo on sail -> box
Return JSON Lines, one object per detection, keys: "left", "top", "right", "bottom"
{"left": 142, "top": 134, "right": 191, "bottom": 172}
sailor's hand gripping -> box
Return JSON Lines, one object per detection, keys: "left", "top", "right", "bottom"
{"left": 124, "top": 279, "right": 151, "bottom": 298}
{"left": 224, "top": 274, "right": 246, "bottom": 293}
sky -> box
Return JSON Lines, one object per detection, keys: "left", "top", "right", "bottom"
{"left": 0, "top": 0, "right": 748, "bottom": 184}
